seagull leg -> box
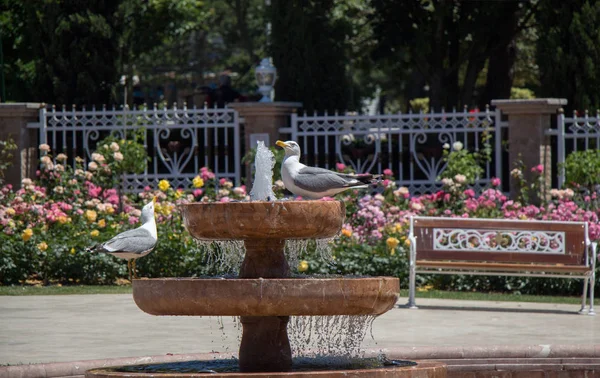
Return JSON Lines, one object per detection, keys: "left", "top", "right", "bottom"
{"left": 127, "top": 259, "right": 132, "bottom": 282}
{"left": 132, "top": 259, "right": 138, "bottom": 279}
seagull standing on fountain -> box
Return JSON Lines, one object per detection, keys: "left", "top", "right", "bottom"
{"left": 276, "top": 140, "right": 378, "bottom": 199}
{"left": 88, "top": 198, "right": 157, "bottom": 281}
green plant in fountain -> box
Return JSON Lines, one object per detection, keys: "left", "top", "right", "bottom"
{"left": 0, "top": 136, "right": 17, "bottom": 185}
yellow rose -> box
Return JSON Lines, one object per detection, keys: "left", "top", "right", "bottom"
{"left": 404, "top": 238, "right": 411, "bottom": 247}
{"left": 192, "top": 176, "right": 204, "bottom": 188}
{"left": 158, "top": 179, "right": 170, "bottom": 192}
{"left": 57, "top": 216, "right": 68, "bottom": 224}
{"left": 106, "top": 205, "right": 115, "bottom": 214}
{"left": 70, "top": 248, "right": 76, "bottom": 255}
{"left": 174, "top": 189, "right": 183, "bottom": 199}
{"left": 97, "top": 219, "right": 106, "bottom": 228}
{"left": 386, "top": 237, "right": 400, "bottom": 250}
{"left": 298, "top": 260, "right": 309, "bottom": 272}
{"left": 5, "top": 208, "right": 15, "bottom": 216}
{"left": 90, "top": 230, "right": 100, "bottom": 237}
{"left": 37, "top": 242, "right": 48, "bottom": 251}
{"left": 22, "top": 228, "right": 33, "bottom": 242}
{"left": 341, "top": 228, "right": 352, "bottom": 237}
{"left": 85, "top": 210, "right": 97, "bottom": 223}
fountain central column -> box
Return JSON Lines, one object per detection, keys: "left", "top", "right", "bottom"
{"left": 238, "top": 239, "right": 292, "bottom": 372}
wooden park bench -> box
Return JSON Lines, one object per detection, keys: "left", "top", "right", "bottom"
{"left": 407, "top": 216, "right": 598, "bottom": 314}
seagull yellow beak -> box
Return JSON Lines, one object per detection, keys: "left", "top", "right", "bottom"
{"left": 276, "top": 140, "right": 288, "bottom": 148}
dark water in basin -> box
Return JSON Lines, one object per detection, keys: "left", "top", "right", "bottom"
{"left": 111, "top": 357, "right": 417, "bottom": 374}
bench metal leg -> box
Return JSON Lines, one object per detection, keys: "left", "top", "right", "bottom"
{"left": 589, "top": 243, "right": 597, "bottom": 316}
{"left": 406, "top": 236, "right": 418, "bottom": 309}
{"left": 579, "top": 275, "right": 589, "bottom": 314}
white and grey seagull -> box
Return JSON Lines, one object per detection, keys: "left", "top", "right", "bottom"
{"left": 276, "top": 140, "right": 379, "bottom": 199}
{"left": 88, "top": 198, "right": 157, "bottom": 281}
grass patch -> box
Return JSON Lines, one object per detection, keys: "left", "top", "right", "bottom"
{"left": 0, "top": 285, "right": 132, "bottom": 296}
{"left": 0, "top": 285, "right": 594, "bottom": 305}
{"left": 399, "top": 289, "right": 597, "bottom": 305}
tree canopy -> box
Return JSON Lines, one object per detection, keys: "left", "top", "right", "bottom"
{"left": 1, "top": 0, "right": 599, "bottom": 112}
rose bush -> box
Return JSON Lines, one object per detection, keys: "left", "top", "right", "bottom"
{"left": 1, "top": 145, "right": 599, "bottom": 297}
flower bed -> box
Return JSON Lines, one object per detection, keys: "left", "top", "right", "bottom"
{"left": 0, "top": 145, "right": 599, "bottom": 296}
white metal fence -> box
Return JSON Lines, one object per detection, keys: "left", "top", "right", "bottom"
{"left": 28, "top": 104, "right": 241, "bottom": 192}
{"left": 550, "top": 110, "right": 600, "bottom": 188}
{"left": 281, "top": 107, "right": 509, "bottom": 194}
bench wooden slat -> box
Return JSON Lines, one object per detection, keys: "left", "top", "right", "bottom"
{"left": 414, "top": 249, "right": 584, "bottom": 265}
{"left": 412, "top": 218, "right": 586, "bottom": 233}
{"left": 416, "top": 260, "right": 591, "bottom": 273}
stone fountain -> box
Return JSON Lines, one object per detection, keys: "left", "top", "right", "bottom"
{"left": 85, "top": 144, "right": 446, "bottom": 378}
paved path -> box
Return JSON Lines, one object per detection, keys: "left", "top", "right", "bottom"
{"left": 1, "top": 294, "right": 599, "bottom": 365}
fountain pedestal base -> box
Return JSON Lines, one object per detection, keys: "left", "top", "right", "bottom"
{"left": 239, "top": 316, "right": 292, "bottom": 372}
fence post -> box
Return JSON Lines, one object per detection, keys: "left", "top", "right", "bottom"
{"left": 0, "top": 103, "right": 43, "bottom": 189}
{"left": 491, "top": 98, "right": 567, "bottom": 202}
{"left": 229, "top": 102, "right": 302, "bottom": 184}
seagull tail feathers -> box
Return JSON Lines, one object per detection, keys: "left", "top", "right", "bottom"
{"left": 354, "top": 173, "right": 382, "bottom": 185}
{"left": 86, "top": 244, "right": 104, "bottom": 254}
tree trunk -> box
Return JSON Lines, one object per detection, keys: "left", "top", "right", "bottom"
{"left": 481, "top": 38, "right": 517, "bottom": 107}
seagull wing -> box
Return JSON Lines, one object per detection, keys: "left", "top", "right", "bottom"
{"left": 293, "top": 166, "right": 368, "bottom": 193}
{"left": 95, "top": 227, "right": 157, "bottom": 254}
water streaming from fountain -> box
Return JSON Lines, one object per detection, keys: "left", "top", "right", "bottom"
{"left": 86, "top": 140, "right": 446, "bottom": 377}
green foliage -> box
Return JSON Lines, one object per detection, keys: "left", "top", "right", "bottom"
{"left": 409, "top": 97, "right": 429, "bottom": 113}
{"left": 270, "top": 0, "right": 351, "bottom": 113}
{"left": 510, "top": 87, "right": 536, "bottom": 99}
{"left": 92, "top": 129, "right": 148, "bottom": 177}
{"left": 561, "top": 149, "right": 600, "bottom": 191}
{"left": 438, "top": 142, "right": 484, "bottom": 185}
{"left": 537, "top": 0, "right": 600, "bottom": 111}
{"left": 0, "top": 135, "right": 17, "bottom": 184}
{"left": 304, "top": 239, "right": 408, "bottom": 284}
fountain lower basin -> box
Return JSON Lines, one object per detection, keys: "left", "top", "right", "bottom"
{"left": 133, "top": 277, "right": 399, "bottom": 316}
{"left": 86, "top": 360, "right": 447, "bottom": 378}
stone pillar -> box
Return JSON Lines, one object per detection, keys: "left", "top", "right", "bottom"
{"left": 229, "top": 102, "right": 302, "bottom": 183}
{"left": 0, "top": 103, "right": 43, "bottom": 189}
{"left": 491, "top": 98, "right": 567, "bottom": 201}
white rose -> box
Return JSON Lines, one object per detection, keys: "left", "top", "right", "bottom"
{"left": 53, "top": 186, "right": 64, "bottom": 194}
{"left": 110, "top": 142, "right": 120, "bottom": 152}
{"left": 56, "top": 153, "right": 68, "bottom": 162}
{"left": 91, "top": 153, "right": 105, "bottom": 163}
{"left": 443, "top": 143, "right": 450, "bottom": 150}
{"left": 88, "top": 162, "right": 98, "bottom": 171}
{"left": 113, "top": 152, "right": 124, "bottom": 161}
{"left": 441, "top": 178, "right": 453, "bottom": 186}
{"left": 454, "top": 174, "right": 467, "bottom": 184}
{"left": 452, "top": 141, "right": 463, "bottom": 151}
{"left": 411, "top": 202, "right": 423, "bottom": 211}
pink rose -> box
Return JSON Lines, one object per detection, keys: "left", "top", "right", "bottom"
{"left": 383, "top": 169, "right": 393, "bottom": 177}
{"left": 193, "top": 189, "right": 203, "bottom": 197}
{"left": 491, "top": 177, "right": 501, "bottom": 187}
{"left": 336, "top": 163, "right": 346, "bottom": 172}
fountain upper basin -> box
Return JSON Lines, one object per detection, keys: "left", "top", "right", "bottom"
{"left": 180, "top": 201, "right": 345, "bottom": 240}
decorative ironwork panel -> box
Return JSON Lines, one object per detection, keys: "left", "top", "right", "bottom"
{"left": 550, "top": 110, "right": 600, "bottom": 187}
{"left": 433, "top": 228, "right": 566, "bottom": 254}
{"left": 29, "top": 104, "right": 241, "bottom": 192}
{"left": 288, "top": 107, "right": 506, "bottom": 195}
